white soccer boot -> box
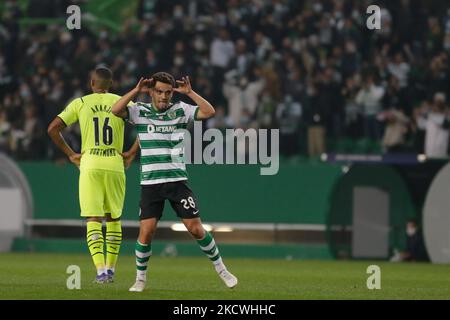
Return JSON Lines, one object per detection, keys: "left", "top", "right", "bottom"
{"left": 218, "top": 269, "right": 238, "bottom": 289}
{"left": 129, "top": 279, "right": 146, "bottom": 292}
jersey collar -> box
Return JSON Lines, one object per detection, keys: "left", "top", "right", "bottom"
{"left": 150, "top": 102, "right": 173, "bottom": 114}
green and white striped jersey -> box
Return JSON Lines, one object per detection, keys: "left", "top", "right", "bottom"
{"left": 127, "top": 101, "right": 199, "bottom": 185}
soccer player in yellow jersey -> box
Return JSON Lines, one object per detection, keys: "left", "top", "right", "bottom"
{"left": 48, "top": 67, "right": 138, "bottom": 283}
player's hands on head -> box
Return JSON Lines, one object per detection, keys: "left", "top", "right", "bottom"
{"left": 69, "top": 153, "right": 82, "bottom": 168}
{"left": 121, "top": 151, "right": 136, "bottom": 169}
{"left": 135, "top": 77, "right": 154, "bottom": 93}
{"left": 174, "top": 76, "right": 192, "bottom": 95}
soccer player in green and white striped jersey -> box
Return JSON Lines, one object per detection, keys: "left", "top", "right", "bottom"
{"left": 112, "top": 72, "right": 238, "bottom": 292}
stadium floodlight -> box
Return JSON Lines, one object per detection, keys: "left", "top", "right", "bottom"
{"left": 171, "top": 223, "right": 188, "bottom": 231}
{"left": 417, "top": 154, "right": 427, "bottom": 163}
{"left": 213, "top": 226, "right": 234, "bottom": 232}
{"left": 170, "top": 223, "right": 213, "bottom": 232}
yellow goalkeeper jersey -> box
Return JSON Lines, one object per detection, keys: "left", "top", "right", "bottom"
{"left": 58, "top": 92, "right": 126, "bottom": 172}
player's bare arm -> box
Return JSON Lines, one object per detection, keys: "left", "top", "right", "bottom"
{"left": 112, "top": 77, "right": 153, "bottom": 119}
{"left": 174, "top": 76, "right": 215, "bottom": 120}
{"left": 47, "top": 117, "right": 81, "bottom": 167}
{"left": 121, "top": 137, "right": 140, "bottom": 169}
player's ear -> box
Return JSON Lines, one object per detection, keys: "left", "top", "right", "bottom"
{"left": 149, "top": 81, "right": 155, "bottom": 91}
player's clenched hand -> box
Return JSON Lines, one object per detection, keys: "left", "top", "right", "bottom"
{"left": 121, "top": 151, "right": 136, "bottom": 169}
{"left": 135, "top": 77, "right": 154, "bottom": 93}
{"left": 69, "top": 153, "right": 81, "bottom": 168}
{"left": 174, "top": 76, "right": 192, "bottom": 95}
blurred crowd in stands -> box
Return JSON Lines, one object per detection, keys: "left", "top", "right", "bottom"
{"left": 1, "top": 0, "right": 450, "bottom": 162}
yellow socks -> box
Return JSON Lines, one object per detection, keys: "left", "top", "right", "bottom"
{"left": 105, "top": 220, "right": 122, "bottom": 273}
{"left": 86, "top": 221, "right": 105, "bottom": 275}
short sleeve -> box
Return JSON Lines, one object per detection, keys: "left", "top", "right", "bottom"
{"left": 180, "top": 101, "right": 199, "bottom": 122}
{"left": 126, "top": 102, "right": 141, "bottom": 124}
{"left": 58, "top": 98, "right": 82, "bottom": 126}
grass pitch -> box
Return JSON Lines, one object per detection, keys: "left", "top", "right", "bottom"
{"left": 0, "top": 253, "right": 449, "bottom": 299}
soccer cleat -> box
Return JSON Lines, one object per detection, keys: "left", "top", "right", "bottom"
{"left": 106, "top": 270, "right": 114, "bottom": 283}
{"left": 93, "top": 273, "right": 109, "bottom": 284}
{"left": 218, "top": 269, "right": 238, "bottom": 289}
{"left": 129, "top": 279, "right": 146, "bottom": 292}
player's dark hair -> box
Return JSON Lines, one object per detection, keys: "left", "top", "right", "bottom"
{"left": 95, "top": 67, "right": 113, "bottom": 81}
{"left": 150, "top": 72, "right": 175, "bottom": 87}
{"left": 91, "top": 66, "right": 113, "bottom": 90}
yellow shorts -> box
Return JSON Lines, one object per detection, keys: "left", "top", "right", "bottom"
{"left": 79, "top": 169, "right": 125, "bottom": 219}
